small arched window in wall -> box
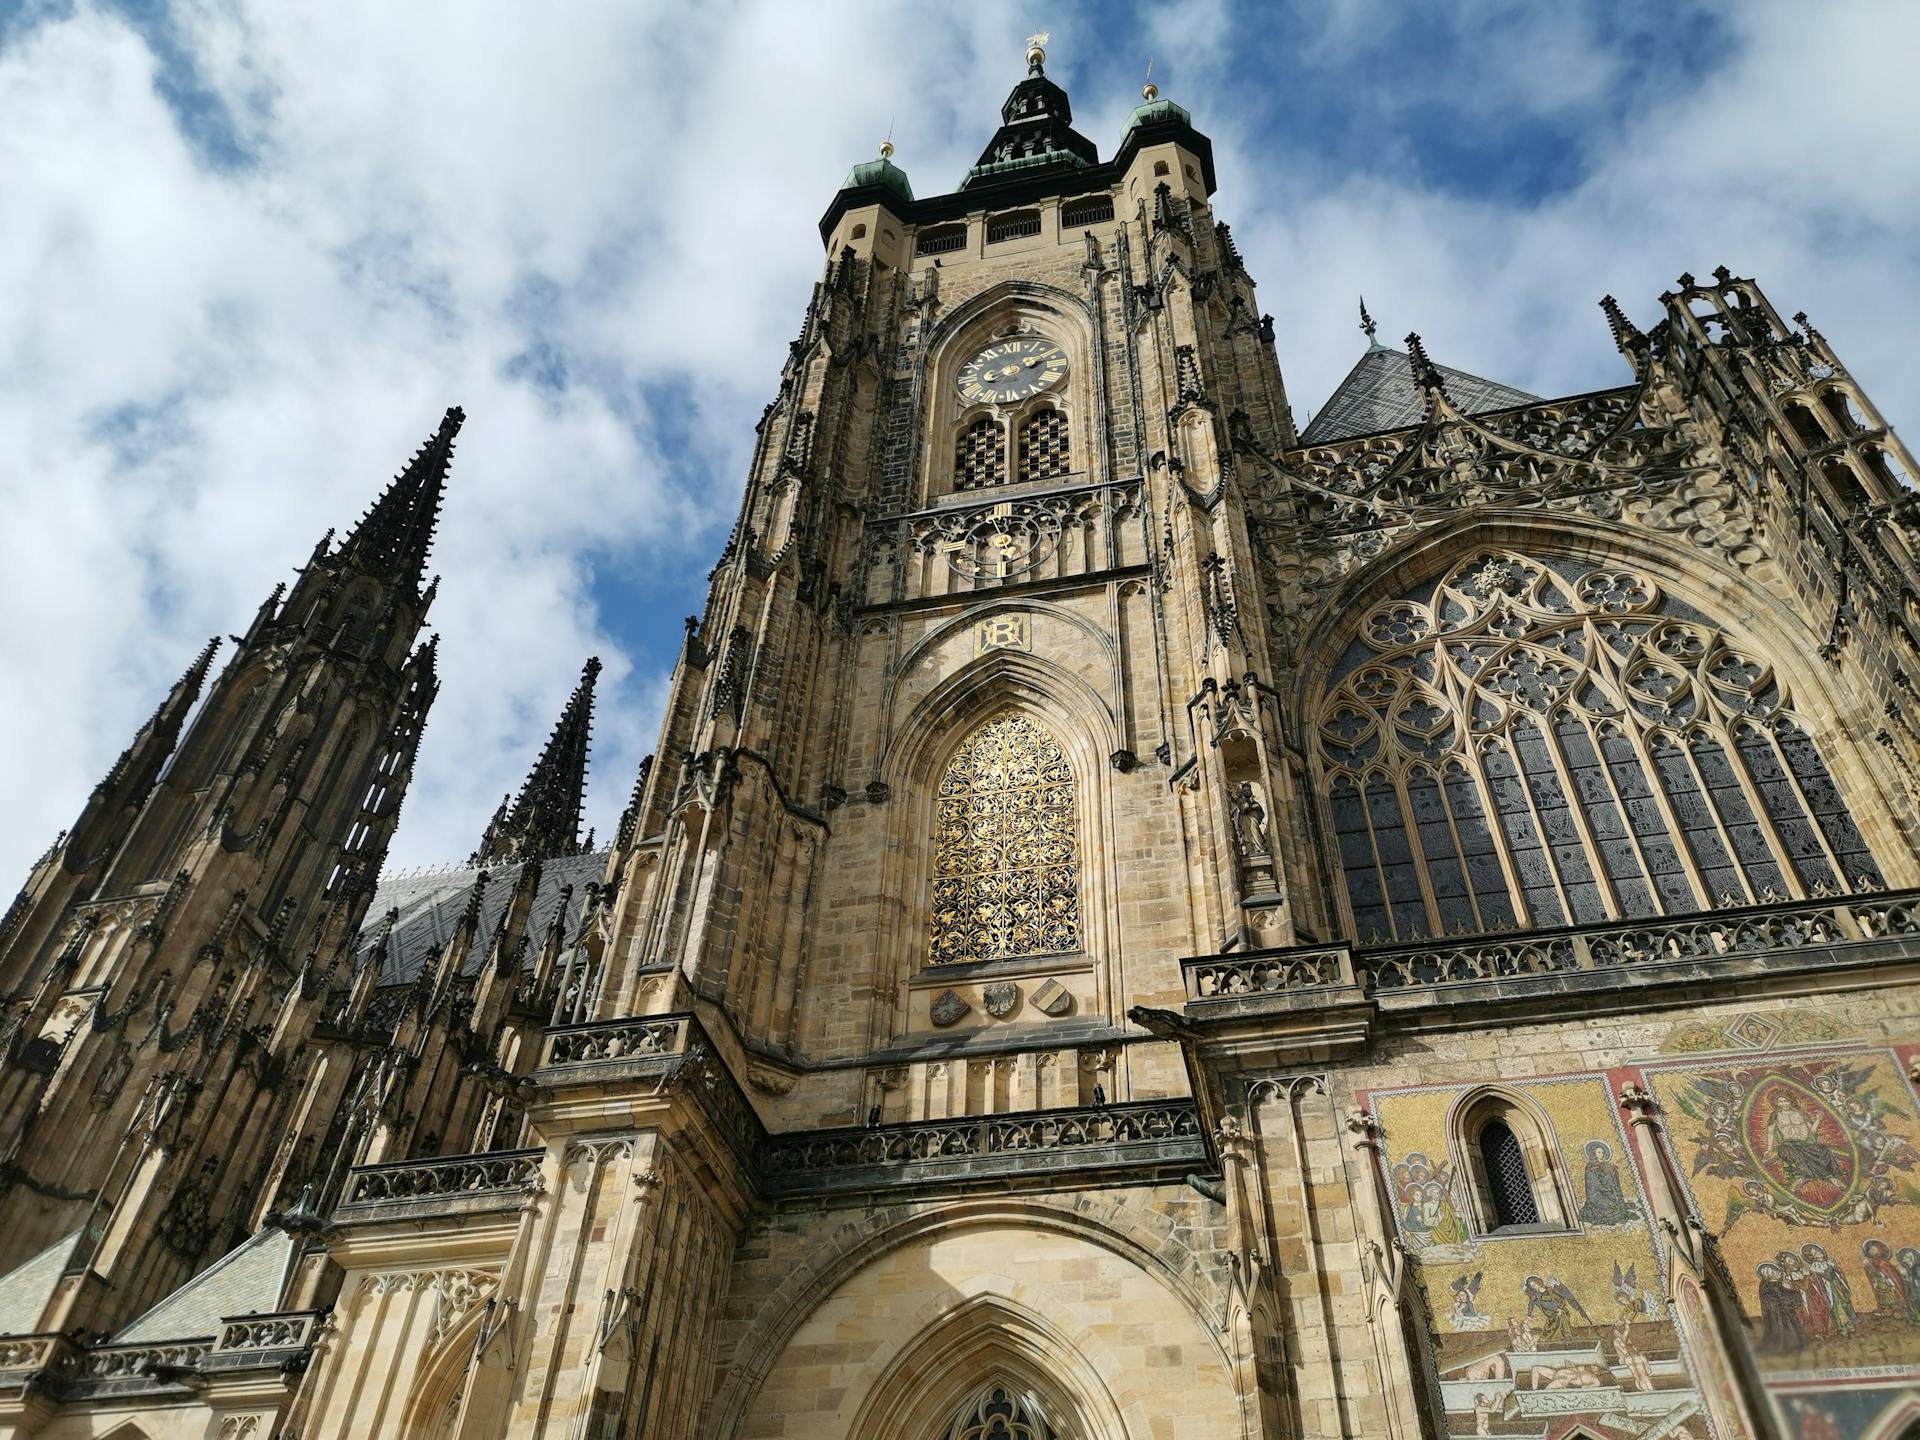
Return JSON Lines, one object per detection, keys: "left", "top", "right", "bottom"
{"left": 931, "top": 715, "right": 1081, "bottom": 965}
{"left": 955, "top": 416, "right": 1008, "bottom": 492}
{"left": 1315, "top": 551, "right": 1881, "bottom": 944}
{"left": 1479, "top": 1119, "right": 1540, "bottom": 1227}
{"left": 941, "top": 1382, "right": 1059, "bottom": 1440}
{"left": 1455, "top": 1091, "right": 1571, "bottom": 1233}
{"left": 1017, "top": 409, "right": 1070, "bottom": 484}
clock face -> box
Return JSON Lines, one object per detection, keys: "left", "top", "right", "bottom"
{"left": 957, "top": 337, "right": 1068, "bottom": 404}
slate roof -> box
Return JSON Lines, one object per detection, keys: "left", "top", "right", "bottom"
{"left": 0, "top": 1229, "right": 81, "bottom": 1335}
{"left": 115, "top": 1228, "right": 296, "bottom": 1342}
{"left": 356, "top": 849, "right": 608, "bottom": 987}
{"left": 1299, "top": 344, "right": 1539, "bottom": 445}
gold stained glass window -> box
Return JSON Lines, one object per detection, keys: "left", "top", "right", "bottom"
{"left": 931, "top": 715, "right": 1081, "bottom": 965}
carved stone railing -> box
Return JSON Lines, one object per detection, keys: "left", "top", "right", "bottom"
{"left": 214, "top": 1309, "right": 325, "bottom": 1355}
{"left": 540, "top": 1014, "right": 688, "bottom": 1068}
{"left": 1184, "top": 947, "right": 1354, "bottom": 1002}
{"left": 76, "top": 1339, "right": 213, "bottom": 1380}
{"left": 760, "top": 1101, "right": 1205, "bottom": 1196}
{"left": 0, "top": 1333, "right": 65, "bottom": 1375}
{"left": 1357, "top": 886, "right": 1920, "bottom": 994}
{"left": 334, "top": 1147, "right": 543, "bottom": 1221}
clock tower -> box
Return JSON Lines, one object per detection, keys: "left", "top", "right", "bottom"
{"left": 15, "top": 28, "right": 1920, "bottom": 1440}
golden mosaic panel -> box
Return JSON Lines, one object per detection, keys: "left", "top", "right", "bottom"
{"left": 929, "top": 714, "right": 1080, "bottom": 966}
{"left": 1644, "top": 1047, "right": 1920, "bottom": 1384}
{"left": 1371, "top": 1076, "right": 1708, "bottom": 1438}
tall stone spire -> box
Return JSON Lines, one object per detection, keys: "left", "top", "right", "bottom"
{"left": 336, "top": 405, "right": 464, "bottom": 594}
{"left": 471, "top": 657, "right": 601, "bottom": 865}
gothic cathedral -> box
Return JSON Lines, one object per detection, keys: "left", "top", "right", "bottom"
{"left": 4, "top": 40, "right": 1920, "bottom": 1440}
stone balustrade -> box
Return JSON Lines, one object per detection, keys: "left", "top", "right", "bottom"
{"left": 540, "top": 1014, "right": 688, "bottom": 1068}
{"left": 215, "top": 1310, "right": 325, "bottom": 1354}
{"left": 760, "top": 1101, "right": 1204, "bottom": 1195}
{"left": 1357, "top": 885, "right": 1918, "bottom": 992}
{"left": 77, "top": 1340, "right": 213, "bottom": 1380}
{"left": 335, "top": 1147, "right": 543, "bottom": 1219}
{"left": 1184, "top": 947, "right": 1353, "bottom": 1001}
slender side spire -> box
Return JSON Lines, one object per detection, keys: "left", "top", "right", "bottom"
{"left": 470, "top": 658, "right": 602, "bottom": 866}
{"left": 65, "top": 637, "right": 222, "bottom": 868}
{"left": 337, "top": 406, "right": 465, "bottom": 594}
{"left": 1404, "top": 331, "right": 1449, "bottom": 400}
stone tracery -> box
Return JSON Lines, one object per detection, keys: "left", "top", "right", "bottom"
{"left": 1315, "top": 549, "right": 1879, "bottom": 942}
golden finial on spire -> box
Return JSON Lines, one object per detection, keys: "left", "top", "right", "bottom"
{"left": 1142, "top": 56, "right": 1157, "bottom": 102}
{"left": 1026, "top": 30, "right": 1050, "bottom": 72}
{"left": 879, "top": 139, "right": 895, "bottom": 160}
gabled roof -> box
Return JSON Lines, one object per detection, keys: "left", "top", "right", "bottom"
{"left": 0, "top": 1229, "right": 82, "bottom": 1336}
{"left": 356, "top": 849, "right": 607, "bottom": 986}
{"left": 1300, "top": 345, "right": 1539, "bottom": 445}
{"left": 114, "top": 1228, "right": 296, "bottom": 1342}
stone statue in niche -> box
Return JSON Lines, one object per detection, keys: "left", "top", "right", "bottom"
{"left": 1230, "top": 781, "right": 1272, "bottom": 859}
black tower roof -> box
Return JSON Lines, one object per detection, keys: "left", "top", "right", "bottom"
{"left": 470, "top": 657, "right": 600, "bottom": 866}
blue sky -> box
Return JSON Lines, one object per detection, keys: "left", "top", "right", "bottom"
{"left": 1, "top": 0, "right": 1915, "bottom": 881}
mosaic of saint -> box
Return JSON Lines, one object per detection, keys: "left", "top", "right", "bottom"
{"left": 1647, "top": 1048, "right": 1920, "bottom": 1385}
{"left": 1371, "top": 1077, "right": 1711, "bottom": 1438}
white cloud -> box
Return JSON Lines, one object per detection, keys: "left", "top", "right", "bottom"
{"left": 0, "top": 0, "right": 1914, "bottom": 895}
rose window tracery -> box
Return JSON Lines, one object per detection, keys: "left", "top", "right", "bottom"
{"left": 930, "top": 715, "right": 1081, "bottom": 965}
{"left": 1315, "top": 550, "right": 1880, "bottom": 943}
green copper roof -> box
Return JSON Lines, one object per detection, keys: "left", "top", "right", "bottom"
{"left": 1121, "top": 97, "right": 1194, "bottom": 141}
{"left": 841, "top": 156, "right": 913, "bottom": 204}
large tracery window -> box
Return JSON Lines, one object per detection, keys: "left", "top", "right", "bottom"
{"left": 1017, "top": 409, "right": 1070, "bottom": 483}
{"left": 931, "top": 714, "right": 1081, "bottom": 965}
{"left": 956, "top": 416, "right": 1008, "bottom": 491}
{"left": 1315, "top": 551, "right": 1881, "bottom": 943}
{"left": 940, "top": 1382, "right": 1060, "bottom": 1440}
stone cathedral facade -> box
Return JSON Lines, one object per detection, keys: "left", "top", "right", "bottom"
{"left": 5, "top": 40, "right": 1920, "bottom": 1440}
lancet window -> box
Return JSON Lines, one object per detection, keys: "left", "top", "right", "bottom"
{"left": 930, "top": 714, "right": 1081, "bottom": 965}
{"left": 1479, "top": 1119, "right": 1540, "bottom": 1228}
{"left": 956, "top": 416, "right": 1008, "bottom": 491}
{"left": 1017, "top": 409, "right": 1071, "bottom": 483}
{"left": 1315, "top": 551, "right": 1880, "bottom": 943}
{"left": 940, "top": 1383, "right": 1060, "bottom": 1440}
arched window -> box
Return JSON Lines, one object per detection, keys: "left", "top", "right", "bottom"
{"left": 1315, "top": 551, "right": 1881, "bottom": 943}
{"left": 1017, "top": 409, "right": 1070, "bottom": 484}
{"left": 955, "top": 416, "right": 1008, "bottom": 492}
{"left": 1455, "top": 1090, "right": 1571, "bottom": 1233}
{"left": 931, "top": 715, "right": 1081, "bottom": 966}
{"left": 941, "top": 1382, "right": 1059, "bottom": 1440}
{"left": 1479, "top": 1119, "right": 1539, "bottom": 1228}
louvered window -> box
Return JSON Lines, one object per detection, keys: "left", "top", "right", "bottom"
{"left": 1017, "top": 410, "right": 1070, "bottom": 483}
{"left": 1060, "top": 194, "right": 1114, "bottom": 228}
{"left": 954, "top": 417, "right": 1007, "bottom": 491}
{"left": 916, "top": 224, "right": 966, "bottom": 257}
